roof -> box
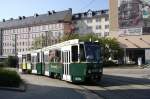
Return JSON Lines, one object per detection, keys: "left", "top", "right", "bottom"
{"left": 118, "top": 35, "right": 150, "bottom": 48}
{"left": 0, "top": 9, "right": 72, "bottom": 29}
{"left": 110, "top": 31, "right": 150, "bottom": 48}
{"left": 72, "top": 9, "right": 109, "bottom": 20}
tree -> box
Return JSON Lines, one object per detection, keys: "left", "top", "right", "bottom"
{"left": 31, "top": 31, "right": 55, "bottom": 50}
{"left": 98, "top": 37, "right": 124, "bottom": 62}
{"left": 60, "top": 33, "right": 79, "bottom": 42}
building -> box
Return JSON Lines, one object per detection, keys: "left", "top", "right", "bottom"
{"left": 109, "top": 0, "right": 150, "bottom": 65}
{"left": 0, "top": 9, "right": 72, "bottom": 56}
{"left": 72, "top": 9, "right": 109, "bottom": 37}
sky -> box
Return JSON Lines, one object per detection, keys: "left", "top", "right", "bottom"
{"left": 0, "top": 0, "right": 108, "bottom": 20}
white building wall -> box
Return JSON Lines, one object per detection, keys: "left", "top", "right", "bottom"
{"left": 2, "top": 23, "right": 64, "bottom": 56}
{"left": 74, "top": 17, "right": 109, "bottom": 37}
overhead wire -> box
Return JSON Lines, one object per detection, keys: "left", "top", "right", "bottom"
{"left": 80, "top": 0, "right": 96, "bottom": 11}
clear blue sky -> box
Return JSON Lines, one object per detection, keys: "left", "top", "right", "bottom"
{"left": 0, "top": 0, "right": 108, "bottom": 20}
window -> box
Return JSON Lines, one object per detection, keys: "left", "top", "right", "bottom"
{"left": 87, "top": 19, "right": 93, "bottom": 23}
{"left": 80, "top": 44, "right": 85, "bottom": 61}
{"left": 27, "top": 54, "right": 31, "bottom": 61}
{"left": 82, "top": 14, "right": 84, "bottom": 18}
{"left": 104, "top": 32, "right": 109, "bottom": 36}
{"left": 88, "top": 12, "right": 92, "bottom": 17}
{"left": 22, "top": 42, "right": 24, "bottom": 46}
{"left": 84, "top": 43, "right": 101, "bottom": 62}
{"left": 105, "top": 25, "right": 109, "bottom": 29}
{"left": 48, "top": 25, "right": 52, "bottom": 29}
{"left": 37, "top": 53, "right": 40, "bottom": 62}
{"left": 87, "top": 26, "right": 92, "bottom": 30}
{"left": 75, "top": 14, "right": 79, "bottom": 18}
{"left": 105, "top": 17, "right": 109, "bottom": 21}
{"left": 96, "top": 18, "right": 100, "bottom": 22}
{"left": 72, "top": 46, "right": 78, "bottom": 62}
{"left": 96, "top": 25, "right": 101, "bottom": 30}
{"left": 97, "top": 33, "right": 101, "bottom": 37}
{"left": 44, "top": 54, "right": 49, "bottom": 62}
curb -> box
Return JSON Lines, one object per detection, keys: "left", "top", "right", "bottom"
{"left": 0, "top": 82, "right": 27, "bottom": 92}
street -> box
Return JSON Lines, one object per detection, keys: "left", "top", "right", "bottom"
{"left": 0, "top": 68, "right": 150, "bottom": 99}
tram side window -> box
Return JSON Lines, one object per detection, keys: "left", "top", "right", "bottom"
{"left": 22, "top": 55, "right": 26, "bottom": 62}
{"left": 41, "top": 52, "right": 44, "bottom": 62}
{"left": 31, "top": 56, "right": 34, "bottom": 62}
{"left": 72, "top": 46, "right": 78, "bottom": 62}
{"left": 27, "top": 54, "right": 31, "bottom": 61}
{"left": 18, "top": 57, "right": 22, "bottom": 64}
{"left": 37, "top": 53, "right": 40, "bottom": 62}
{"left": 44, "top": 54, "right": 49, "bottom": 62}
{"left": 55, "top": 50, "right": 61, "bottom": 62}
{"left": 80, "top": 44, "right": 86, "bottom": 62}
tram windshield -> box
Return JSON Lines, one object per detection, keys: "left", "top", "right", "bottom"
{"left": 84, "top": 42, "right": 101, "bottom": 62}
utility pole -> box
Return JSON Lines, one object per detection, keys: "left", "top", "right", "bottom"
{"left": 14, "top": 34, "right": 17, "bottom": 57}
{"left": 28, "top": 27, "right": 30, "bottom": 50}
{"left": 0, "top": 29, "right": 3, "bottom": 55}
{"left": 45, "top": 31, "right": 48, "bottom": 46}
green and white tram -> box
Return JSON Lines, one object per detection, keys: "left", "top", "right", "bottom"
{"left": 18, "top": 39, "right": 103, "bottom": 82}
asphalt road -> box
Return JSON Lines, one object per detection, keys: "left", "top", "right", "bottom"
{"left": 0, "top": 68, "right": 150, "bottom": 99}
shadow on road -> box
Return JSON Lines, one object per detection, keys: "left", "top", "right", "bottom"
{"left": 0, "top": 84, "right": 85, "bottom": 99}
{"left": 0, "top": 74, "right": 150, "bottom": 99}
{"left": 92, "top": 75, "right": 150, "bottom": 99}
{"left": 99, "top": 74, "right": 150, "bottom": 87}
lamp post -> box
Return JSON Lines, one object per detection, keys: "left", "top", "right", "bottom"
{"left": 12, "top": 34, "right": 17, "bottom": 57}
{"left": 14, "top": 34, "right": 17, "bottom": 57}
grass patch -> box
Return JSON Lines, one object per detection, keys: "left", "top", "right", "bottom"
{"left": 0, "top": 68, "right": 22, "bottom": 87}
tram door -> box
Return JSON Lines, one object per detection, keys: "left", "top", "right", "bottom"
{"left": 62, "top": 50, "right": 71, "bottom": 81}
{"left": 31, "top": 53, "right": 37, "bottom": 74}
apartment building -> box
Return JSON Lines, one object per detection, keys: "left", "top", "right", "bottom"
{"left": 0, "top": 9, "right": 72, "bottom": 56}
{"left": 109, "top": 0, "right": 150, "bottom": 65}
{"left": 72, "top": 9, "right": 109, "bottom": 37}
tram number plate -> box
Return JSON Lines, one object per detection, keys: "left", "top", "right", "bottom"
{"left": 75, "top": 77, "right": 81, "bottom": 81}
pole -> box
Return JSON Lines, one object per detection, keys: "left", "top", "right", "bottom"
{"left": 28, "top": 27, "right": 30, "bottom": 50}
{"left": 124, "top": 48, "right": 126, "bottom": 64}
{"left": 14, "top": 34, "right": 17, "bottom": 57}
{"left": 45, "top": 31, "right": 48, "bottom": 46}
{"left": 0, "top": 29, "right": 2, "bottom": 55}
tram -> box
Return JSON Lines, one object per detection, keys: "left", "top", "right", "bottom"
{"left": 18, "top": 39, "right": 103, "bottom": 82}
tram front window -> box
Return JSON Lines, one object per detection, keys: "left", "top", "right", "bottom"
{"left": 85, "top": 43, "right": 101, "bottom": 62}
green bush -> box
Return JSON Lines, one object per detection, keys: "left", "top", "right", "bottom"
{"left": 3, "top": 56, "right": 18, "bottom": 68}
{"left": 0, "top": 68, "right": 22, "bottom": 87}
{"left": 0, "top": 62, "right": 4, "bottom": 68}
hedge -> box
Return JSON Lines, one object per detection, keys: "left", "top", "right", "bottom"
{"left": 0, "top": 68, "right": 22, "bottom": 87}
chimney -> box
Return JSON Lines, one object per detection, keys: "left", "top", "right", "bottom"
{"left": 22, "top": 16, "right": 26, "bottom": 19}
{"left": 18, "top": 16, "right": 22, "bottom": 20}
{"left": 52, "top": 10, "right": 56, "bottom": 14}
{"left": 34, "top": 13, "right": 39, "bottom": 17}
{"left": 10, "top": 18, "right": 13, "bottom": 20}
{"left": 48, "top": 11, "right": 52, "bottom": 15}
{"left": 69, "top": 8, "right": 72, "bottom": 11}
{"left": 3, "top": 19, "right": 5, "bottom": 22}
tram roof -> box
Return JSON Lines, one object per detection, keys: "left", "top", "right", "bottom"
{"left": 18, "top": 39, "right": 80, "bottom": 55}
{"left": 42, "top": 39, "right": 79, "bottom": 51}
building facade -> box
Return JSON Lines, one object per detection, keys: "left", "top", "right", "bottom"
{"left": 0, "top": 9, "right": 72, "bottom": 56}
{"left": 109, "top": 0, "right": 150, "bottom": 65}
{"left": 72, "top": 9, "right": 109, "bottom": 37}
